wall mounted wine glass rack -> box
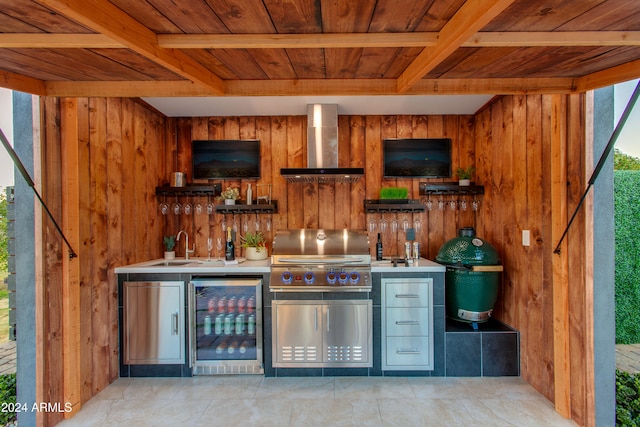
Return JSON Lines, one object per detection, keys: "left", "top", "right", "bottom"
{"left": 419, "top": 182, "right": 485, "bottom": 195}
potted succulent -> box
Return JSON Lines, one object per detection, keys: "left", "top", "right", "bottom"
{"left": 456, "top": 166, "right": 475, "bottom": 186}
{"left": 220, "top": 186, "right": 240, "bottom": 205}
{"left": 163, "top": 235, "right": 176, "bottom": 259}
{"left": 240, "top": 231, "right": 268, "bottom": 260}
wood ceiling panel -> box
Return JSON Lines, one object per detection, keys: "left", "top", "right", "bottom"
{"left": 324, "top": 48, "right": 363, "bottom": 79}
{"left": 181, "top": 49, "right": 237, "bottom": 80}
{"left": 286, "top": 48, "right": 326, "bottom": 79}
{"left": 141, "top": 0, "right": 228, "bottom": 34}
{"left": 246, "top": 48, "right": 297, "bottom": 79}
{"left": 484, "top": 0, "right": 606, "bottom": 31}
{"left": 89, "top": 49, "right": 183, "bottom": 80}
{"left": 0, "top": 48, "right": 70, "bottom": 80}
{"left": 368, "top": 0, "right": 435, "bottom": 32}
{"left": 549, "top": 45, "right": 640, "bottom": 77}
{"left": 0, "top": 0, "right": 93, "bottom": 32}
{"left": 415, "top": 0, "right": 466, "bottom": 31}
{"left": 108, "top": 0, "right": 182, "bottom": 33}
{"left": 263, "top": 0, "right": 321, "bottom": 33}
{"left": 557, "top": 0, "right": 640, "bottom": 31}
{"left": 321, "top": 0, "right": 376, "bottom": 33}
{"left": 205, "top": 0, "right": 276, "bottom": 33}
{"left": 207, "top": 49, "right": 270, "bottom": 79}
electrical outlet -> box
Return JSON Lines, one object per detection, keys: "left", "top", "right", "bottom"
{"left": 522, "top": 230, "right": 531, "bottom": 246}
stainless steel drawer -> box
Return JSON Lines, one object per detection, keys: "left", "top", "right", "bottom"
{"left": 384, "top": 281, "right": 431, "bottom": 308}
{"left": 385, "top": 336, "right": 431, "bottom": 367}
{"left": 385, "top": 307, "right": 429, "bottom": 337}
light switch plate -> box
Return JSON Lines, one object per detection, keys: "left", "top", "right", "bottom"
{"left": 522, "top": 230, "right": 531, "bottom": 246}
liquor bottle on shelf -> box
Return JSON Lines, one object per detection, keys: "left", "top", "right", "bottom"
{"left": 228, "top": 340, "right": 239, "bottom": 355}
{"left": 237, "top": 296, "right": 246, "bottom": 313}
{"left": 217, "top": 296, "right": 227, "bottom": 314}
{"left": 225, "top": 226, "right": 235, "bottom": 261}
{"left": 247, "top": 296, "right": 255, "bottom": 314}
{"left": 246, "top": 184, "right": 252, "bottom": 205}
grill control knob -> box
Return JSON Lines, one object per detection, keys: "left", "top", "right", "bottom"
{"left": 304, "top": 272, "right": 315, "bottom": 285}
{"left": 338, "top": 272, "right": 348, "bottom": 285}
{"left": 281, "top": 272, "right": 293, "bottom": 285}
{"left": 326, "top": 272, "right": 337, "bottom": 285}
{"left": 349, "top": 272, "right": 360, "bottom": 284}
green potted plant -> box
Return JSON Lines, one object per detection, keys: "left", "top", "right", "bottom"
{"left": 456, "top": 166, "right": 475, "bottom": 186}
{"left": 163, "top": 235, "right": 176, "bottom": 259}
{"left": 220, "top": 186, "right": 240, "bottom": 205}
{"left": 240, "top": 231, "right": 268, "bottom": 260}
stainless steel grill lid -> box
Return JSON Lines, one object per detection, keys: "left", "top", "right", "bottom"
{"left": 271, "top": 229, "right": 371, "bottom": 261}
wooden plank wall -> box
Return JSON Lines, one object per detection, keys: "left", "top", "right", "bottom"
{"left": 38, "top": 96, "right": 591, "bottom": 426}
{"left": 40, "top": 97, "right": 167, "bottom": 426}
{"left": 170, "top": 115, "right": 476, "bottom": 260}
{"left": 474, "top": 94, "right": 589, "bottom": 426}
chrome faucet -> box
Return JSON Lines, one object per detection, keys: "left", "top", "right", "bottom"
{"left": 176, "top": 230, "right": 195, "bottom": 260}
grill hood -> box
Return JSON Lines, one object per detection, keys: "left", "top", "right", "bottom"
{"left": 281, "top": 104, "right": 364, "bottom": 183}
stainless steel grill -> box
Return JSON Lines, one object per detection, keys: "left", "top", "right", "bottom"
{"left": 269, "top": 229, "right": 371, "bottom": 292}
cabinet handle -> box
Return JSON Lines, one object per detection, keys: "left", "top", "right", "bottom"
{"left": 395, "top": 294, "right": 419, "bottom": 298}
{"left": 314, "top": 307, "right": 318, "bottom": 331}
{"left": 326, "top": 308, "right": 330, "bottom": 332}
{"left": 395, "top": 320, "right": 419, "bottom": 325}
{"left": 171, "top": 312, "right": 179, "bottom": 336}
{"left": 396, "top": 349, "right": 420, "bottom": 354}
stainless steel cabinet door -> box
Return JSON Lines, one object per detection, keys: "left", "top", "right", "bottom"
{"left": 273, "top": 301, "right": 322, "bottom": 365}
{"left": 323, "top": 301, "right": 372, "bottom": 365}
{"left": 123, "top": 281, "right": 185, "bottom": 364}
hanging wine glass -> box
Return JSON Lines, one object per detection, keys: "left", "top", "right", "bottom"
{"left": 449, "top": 194, "right": 457, "bottom": 211}
{"left": 460, "top": 196, "right": 468, "bottom": 211}
{"left": 413, "top": 215, "right": 421, "bottom": 232}
{"left": 266, "top": 216, "right": 272, "bottom": 232}
{"left": 216, "top": 237, "right": 223, "bottom": 260}
{"left": 159, "top": 195, "right": 169, "bottom": 215}
{"left": 172, "top": 196, "right": 182, "bottom": 216}
{"left": 255, "top": 213, "right": 260, "bottom": 231}
{"left": 402, "top": 216, "right": 410, "bottom": 232}
{"left": 438, "top": 195, "right": 444, "bottom": 211}
{"left": 195, "top": 196, "right": 204, "bottom": 215}
{"left": 221, "top": 215, "right": 227, "bottom": 232}
{"left": 368, "top": 215, "right": 376, "bottom": 233}
{"left": 207, "top": 195, "right": 215, "bottom": 215}
{"left": 183, "top": 195, "right": 193, "bottom": 215}
{"left": 472, "top": 195, "right": 480, "bottom": 211}
{"left": 426, "top": 194, "right": 433, "bottom": 211}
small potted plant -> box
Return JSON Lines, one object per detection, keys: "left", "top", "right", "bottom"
{"left": 379, "top": 187, "right": 409, "bottom": 202}
{"left": 240, "top": 231, "right": 268, "bottom": 260}
{"left": 163, "top": 235, "right": 176, "bottom": 259}
{"left": 456, "top": 166, "right": 475, "bottom": 186}
{"left": 220, "top": 186, "right": 240, "bottom": 205}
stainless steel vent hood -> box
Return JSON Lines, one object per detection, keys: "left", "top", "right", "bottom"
{"left": 281, "top": 104, "right": 364, "bottom": 183}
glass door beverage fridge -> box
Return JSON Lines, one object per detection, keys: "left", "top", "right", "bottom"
{"left": 190, "top": 279, "right": 263, "bottom": 375}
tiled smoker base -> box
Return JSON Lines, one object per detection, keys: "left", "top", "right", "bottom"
{"left": 445, "top": 318, "right": 520, "bottom": 377}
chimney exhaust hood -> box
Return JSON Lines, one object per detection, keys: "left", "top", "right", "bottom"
{"left": 281, "top": 104, "right": 364, "bottom": 183}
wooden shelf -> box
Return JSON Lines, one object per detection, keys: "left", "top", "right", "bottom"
{"left": 156, "top": 184, "right": 222, "bottom": 196}
{"left": 419, "top": 182, "right": 484, "bottom": 195}
{"left": 216, "top": 201, "right": 278, "bottom": 214}
{"left": 364, "top": 199, "right": 425, "bottom": 213}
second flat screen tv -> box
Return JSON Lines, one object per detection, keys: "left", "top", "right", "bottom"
{"left": 192, "top": 140, "right": 260, "bottom": 179}
{"left": 383, "top": 138, "right": 452, "bottom": 178}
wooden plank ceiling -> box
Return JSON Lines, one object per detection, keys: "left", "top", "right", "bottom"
{"left": 1, "top": 0, "right": 640, "bottom": 97}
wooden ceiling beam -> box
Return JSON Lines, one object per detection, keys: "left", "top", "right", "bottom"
{"left": 44, "top": 77, "right": 577, "bottom": 97}
{"left": 34, "top": 0, "right": 225, "bottom": 95}
{"left": 575, "top": 58, "right": 640, "bottom": 92}
{"left": 0, "top": 70, "right": 46, "bottom": 95}
{"left": 4, "top": 31, "right": 640, "bottom": 49}
{"left": 396, "top": 0, "right": 516, "bottom": 94}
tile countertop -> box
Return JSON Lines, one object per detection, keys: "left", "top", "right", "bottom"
{"left": 113, "top": 257, "right": 271, "bottom": 274}
{"left": 114, "top": 257, "right": 445, "bottom": 274}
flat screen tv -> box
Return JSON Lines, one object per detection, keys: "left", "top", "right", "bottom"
{"left": 192, "top": 140, "right": 260, "bottom": 179}
{"left": 383, "top": 138, "right": 452, "bottom": 178}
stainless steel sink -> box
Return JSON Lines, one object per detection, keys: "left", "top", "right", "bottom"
{"left": 148, "top": 260, "right": 196, "bottom": 267}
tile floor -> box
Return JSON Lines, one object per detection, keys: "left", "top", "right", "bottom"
{"left": 57, "top": 376, "right": 578, "bottom": 427}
